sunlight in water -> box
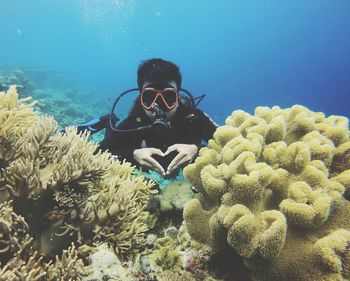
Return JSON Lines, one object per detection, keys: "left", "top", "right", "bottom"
{"left": 80, "top": 0, "right": 135, "bottom": 24}
{"left": 79, "top": 0, "right": 135, "bottom": 50}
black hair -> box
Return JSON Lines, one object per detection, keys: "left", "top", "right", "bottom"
{"left": 137, "top": 58, "right": 182, "bottom": 89}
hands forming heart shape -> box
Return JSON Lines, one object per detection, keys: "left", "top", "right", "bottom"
{"left": 133, "top": 144, "right": 198, "bottom": 177}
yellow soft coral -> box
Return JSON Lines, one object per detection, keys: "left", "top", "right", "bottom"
{"left": 279, "top": 181, "right": 332, "bottom": 228}
{"left": 313, "top": 229, "right": 350, "bottom": 276}
{"left": 183, "top": 198, "right": 215, "bottom": 245}
{"left": 217, "top": 204, "right": 287, "bottom": 261}
{"left": 183, "top": 105, "right": 350, "bottom": 280}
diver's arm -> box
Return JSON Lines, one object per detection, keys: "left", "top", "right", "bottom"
{"left": 75, "top": 117, "right": 105, "bottom": 134}
{"left": 61, "top": 114, "right": 118, "bottom": 135}
{"left": 99, "top": 135, "right": 140, "bottom": 166}
{"left": 98, "top": 138, "right": 141, "bottom": 166}
{"left": 98, "top": 116, "right": 143, "bottom": 165}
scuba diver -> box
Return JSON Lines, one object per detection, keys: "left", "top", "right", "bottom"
{"left": 74, "top": 58, "right": 218, "bottom": 177}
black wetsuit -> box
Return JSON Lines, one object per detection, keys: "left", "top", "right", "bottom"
{"left": 99, "top": 100, "right": 218, "bottom": 168}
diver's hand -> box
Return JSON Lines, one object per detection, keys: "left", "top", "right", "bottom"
{"left": 165, "top": 144, "right": 198, "bottom": 176}
{"left": 133, "top": 147, "right": 166, "bottom": 175}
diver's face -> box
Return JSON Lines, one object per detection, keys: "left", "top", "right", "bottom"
{"left": 141, "top": 80, "right": 179, "bottom": 120}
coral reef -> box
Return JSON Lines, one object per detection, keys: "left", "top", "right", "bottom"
{"left": 149, "top": 236, "right": 183, "bottom": 272}
{"left": 183, "top": 105, "right": 350, "bottom": 280}
{"left": 7, "top": 77, "right": 350, "bottom": 280}
{"left": 32, "top": 87, "right": 104, "bottom": 129}
{"left": 158, "top": 181, "right": 195, "bottom": 212}
{"left": 0, "top": 68, "right": 36, "bottom": 97}
{"left": 156, "top": 270, "right": 219, "bottom": 281}
{"left": 0, "top": 86, "right": 157, "bottom": 278}
{"left": 134, "top": 222, "right": 217, "bottom": 280}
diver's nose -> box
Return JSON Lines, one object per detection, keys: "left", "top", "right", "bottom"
{"left": 155, "top": 97, "right": 167, "bottom": 111}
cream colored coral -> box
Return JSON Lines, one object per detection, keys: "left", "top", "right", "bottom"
{"left": 47, "top": 244, "right": 85, "bottom": 281}
{"left": 0, "top": 251, "right": 47, "bottom": 281}
{"left": 0, "top": 201, "right": 30, "bottom": 260}
{"left": 0, "top": 202, "right": 47, "bottom": 280}
{"left": 0, "top": 243, "right": 86, "bottom": 281}
{"left": 0, "top": 86, "right": 36, "bottom": 138}
{"left": 1, "top": 86, "right": 156, "bottom": 264}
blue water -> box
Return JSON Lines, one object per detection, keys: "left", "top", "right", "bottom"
{"left": 1, "top": 0, "right": 349, "bottom": 124}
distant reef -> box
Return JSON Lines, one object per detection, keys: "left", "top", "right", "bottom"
{"left": 0, "top": 68, "right": 107, "bottom": 142}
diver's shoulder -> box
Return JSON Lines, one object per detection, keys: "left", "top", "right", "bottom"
{"left": 195, "top": 109, "right": 219, "bottom": 127}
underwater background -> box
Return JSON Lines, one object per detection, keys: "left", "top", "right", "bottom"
{"left": 1, "top": 1, "right": 350, "bottom": 280}
{"left": 1, "top": 0, "right": 349, "bottom": 126}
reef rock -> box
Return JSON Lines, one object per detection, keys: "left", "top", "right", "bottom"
{"left": 158, "top": 180, "right": 195, "bottom": 212}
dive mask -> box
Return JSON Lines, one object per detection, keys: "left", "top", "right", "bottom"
{"left": 141, "top": 87, "right": 179, "bottom": 111}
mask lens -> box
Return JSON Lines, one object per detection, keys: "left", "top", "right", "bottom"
{"left": 141, "top": 89, "right": 157, "bottom": 108}
{"left": 162, "top": 89, "right": 178, "bottom": 108}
